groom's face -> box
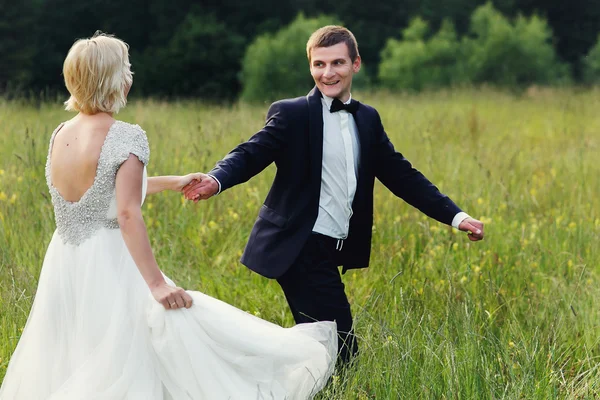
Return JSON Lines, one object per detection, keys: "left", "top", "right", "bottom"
{"left": 309, "top": 42, "right": 361, "bottom": 103}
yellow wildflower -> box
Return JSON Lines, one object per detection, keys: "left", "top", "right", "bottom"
{"left": 555, "top": 215, "right": 563, "bottom": 226}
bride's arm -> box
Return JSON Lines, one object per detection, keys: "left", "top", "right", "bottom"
{"left": 146, "top": 176, "right": 180, "bottom": 195}
{"left": 116, "top": 155, "right": 193, "bottom": 309}
{"left": 146, "top": 173, "right": 208, "bottom": 195}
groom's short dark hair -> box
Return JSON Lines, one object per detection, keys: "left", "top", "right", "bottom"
{"left": 306, "top": 26, "right": 359, "bottom": 63}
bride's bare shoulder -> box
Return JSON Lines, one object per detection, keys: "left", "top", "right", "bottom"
{"left": 59, "top": 113, "right": 115, "bottom": 136}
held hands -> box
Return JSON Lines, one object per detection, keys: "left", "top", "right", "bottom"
{"left": 182, "top": 175, "right": 219, "bottom": 202}
{"left": 173, "top": 172, "right": 211, "bottom": 192}
{"left": 458, "top": 217, "right": 484, "bottom": 241}
{"left": 150, "top": 281, "right": 194, "bottom": 310}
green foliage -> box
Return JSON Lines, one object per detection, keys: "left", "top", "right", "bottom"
{"left": 0, "top": 0, "right": 39, "bottom": 93}
{"left": 378, "top": 18, "right": 467, "bottom": 91}
{"left": 464, "top": 2, "right": 569, "bottom": 86}
{"left": 134, "top": 12, "right": 244, "bottom": 99}
{"left": 240, "top": 13, "right": 340, "bottom": 102}
{"left": 582, "top": 34, "right": 600, "bottom": 84}
{"left": 2, "top": 0, "right": 600, "bottom": 97}
{"left": 378, "top": 3, "right": 569, "bottom": 91}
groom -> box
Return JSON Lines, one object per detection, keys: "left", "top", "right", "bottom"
{"left": 184, "top": 25, "right": 484, "bottom": 363}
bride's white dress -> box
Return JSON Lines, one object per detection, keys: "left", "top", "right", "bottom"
{"left": 0, "top": 121, "right": 337, "bottom": 400}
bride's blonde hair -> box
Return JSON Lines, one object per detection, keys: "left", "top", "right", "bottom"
{"left": 63, "top": 32, "right": 133, "bottom": 114}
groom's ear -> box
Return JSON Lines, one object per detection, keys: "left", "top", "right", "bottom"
{"left": 352, "top": 56, "right": 361, "bottom": 73}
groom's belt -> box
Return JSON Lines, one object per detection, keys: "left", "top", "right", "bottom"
{"left": 311, "top": 232, "right": 345, "bottom": 252}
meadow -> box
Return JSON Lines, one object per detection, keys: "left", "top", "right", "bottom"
{"left": 0, "top": 88, "right": 599, "bottom": 399}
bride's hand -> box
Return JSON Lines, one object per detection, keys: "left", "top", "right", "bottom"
{"left": 151, "top": 282, "right": 193, "bottom": 310}
{"left": 173, "top": 172, "right": 209, "bottom": 192}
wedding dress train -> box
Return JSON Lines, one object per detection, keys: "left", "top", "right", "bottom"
{"left": 0, "top": 121, "right": 337, "bottom": 400}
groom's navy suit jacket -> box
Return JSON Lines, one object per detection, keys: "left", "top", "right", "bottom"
{"left": 210, "top": 87, "right": 461, "bottom": 279}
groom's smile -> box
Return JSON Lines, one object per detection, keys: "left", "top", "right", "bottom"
{"left": 310, "top": 42, "right": 361, "bottom": 103}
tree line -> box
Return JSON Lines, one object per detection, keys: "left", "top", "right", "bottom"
{"left": 1, "top": 0, "right": 599, "bottom": 100}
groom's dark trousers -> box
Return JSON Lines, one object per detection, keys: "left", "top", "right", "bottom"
{"left": 209, "top": 87, "right": 462, "bottom": 363}
{"left": 276, "top": 233, "right": 357, "bottom": 362}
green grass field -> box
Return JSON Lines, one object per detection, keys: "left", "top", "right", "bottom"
{"left": 1, "top": 88, "right": 599, "bottom": 399}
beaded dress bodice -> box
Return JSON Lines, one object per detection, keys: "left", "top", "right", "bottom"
{"left": 45, "top": 120, "right": 149, "bottom": 246}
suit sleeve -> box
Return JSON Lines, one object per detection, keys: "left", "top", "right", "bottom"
{"left": 372, "top": 110, "right": 462, "bottom": 225}
{"left": 208, "top": 102, "right": 288, "bottom": 192}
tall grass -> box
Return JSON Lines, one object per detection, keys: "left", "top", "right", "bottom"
{"left": 1, "top": 88, "right": 599, "bottom": 398}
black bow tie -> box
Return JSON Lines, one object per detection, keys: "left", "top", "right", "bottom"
{"left": 329, "top": 98, "right": 359, "bottom": 114}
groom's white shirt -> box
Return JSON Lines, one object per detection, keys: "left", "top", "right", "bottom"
{"left": 209, "top": 93, "right": 470, "bottom": 238}
{"left": 312, "top": 94, "right": 359, "bottom": 239}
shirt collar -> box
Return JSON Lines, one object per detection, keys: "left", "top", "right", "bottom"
{"left": 321, "top": 94, "right": 353, "bottom": 109}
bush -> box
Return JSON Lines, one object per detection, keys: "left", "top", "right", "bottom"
{"left": 582, "top": 34, "right": 600, "bottom": 84}
{"left": 378, "top": 18, "right": 467, "bottom": 91}
{"left": 464, "top": 2, "right": 569, "bottom": 86}
{"left": 134, "top": 13, "right": 245, "bottom": 99}
{"left": 240, "top": 13, "right": 342, "bottom": 102}
{"left": 378, "top": 3, "right": 570, "bottom": 91}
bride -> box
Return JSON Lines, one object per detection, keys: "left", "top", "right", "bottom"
{"left": 0, "top": 32, "right": 337, "bottom": 399}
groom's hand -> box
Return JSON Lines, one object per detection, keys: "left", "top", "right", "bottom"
{"left": 183, "top": 176, "right": 219, "bottom": 201}
{"left": 174, "top": 172, "right": 210, "bottom": 192}
{"left": 458, "top": 217, "right": 484, "bottom": 241}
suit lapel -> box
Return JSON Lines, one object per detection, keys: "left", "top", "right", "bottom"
{"left": 351, "top": 102, "right": 371, "bottom": 206}
{"left": 353, "top": 103, "right": 370, "bottom": 168}
{"left": 307, "top": 87, "right": 324, "bottom": 196}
